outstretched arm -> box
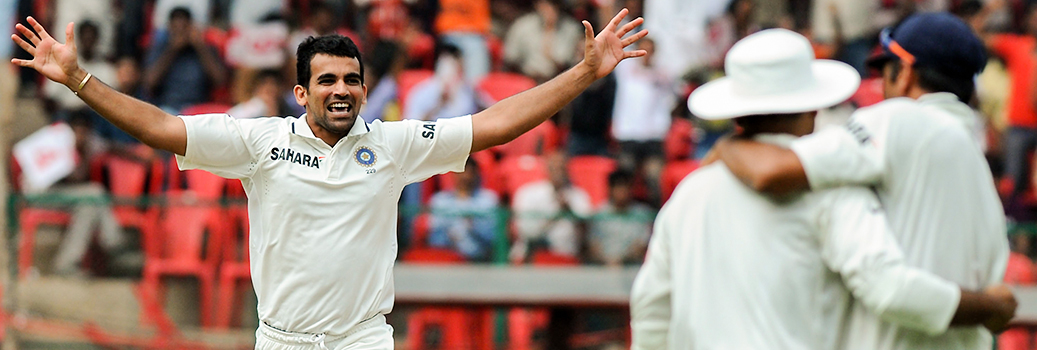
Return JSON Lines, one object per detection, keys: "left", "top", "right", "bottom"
{"left": 12, "top": 17, "right": 187, "bottom": 155}
{"left": 714, "top": 136, "right": 810, "bottom": 196}
{"left": 469, "top": 9, "right": 648, "bottom": 153}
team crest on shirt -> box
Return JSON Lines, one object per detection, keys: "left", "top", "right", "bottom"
{"left": 354, "top": 146, "right": 377, "bottom": 167}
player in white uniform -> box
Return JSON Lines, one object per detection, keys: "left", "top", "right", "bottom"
{"left": 631, "top": 28, "right": 1016, "bottom": 350}
{"left": 712, "top": 13, "right": 1008, "bottom": 350}
{"left": 11, "top": 9, "right": 648, "bottom": 349}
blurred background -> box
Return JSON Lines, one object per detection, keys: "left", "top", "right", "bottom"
{"left": 1, "top": 0, "right": 1036, "bottom": 349}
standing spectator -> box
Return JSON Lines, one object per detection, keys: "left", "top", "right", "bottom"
{"left": 227, "top": 69, "right": 289, "bottom": 119}
{"left": 611, "top": 37, "right": 674, "bottom": 205}
{"left": 434, "top": 0, "right": 491, "bottom": 82}
{"left": 587, "top": 169, "right": 653, "bottom": 267}
{"left": 567, "top": 34, "right": 616, "bottom": 157}
{"left": 567, "top": 72, "right": 615, "bottom": 157}
{"left": 143, "top": 7, "right": 227, "bottom": 114}
{"left": 403, "top": 45, "right": 478, "bottom": 121}
{"left": 982, "top": 3, "right": 1037, "bottom": 216}
{"left": 811, "top": 0, "right": 878, "bottom": 76}
{"left": 51, "top": 0, "right": 116, "bottom": 59}
{"left": 428, "top": 158, "right": 500, "bottom": 262}
{"left": 43, "top": 21, "right": 116, "bottom": 121}
{"left": 48, "top": 112, "right": 131, "bottom": 277}
{"left": 511, "top": 152, "right": 594, "bottom": 262}
{"left": 642, "top": 0, "right": 728, "bottom": 79}
{"left": 503, "top": 0, "right": 583, "bottom": 82}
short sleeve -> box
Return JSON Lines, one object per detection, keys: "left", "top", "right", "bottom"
{"left": 175, "top": 113, "right": 271, "bottom": 179}
{"left": 819, "top": 188, "right": 959, "bottom": 335}
{"left": 383, "top": 115, "right": 473, "bottom": 184}
{"left": 790, "top": 115, "right": 889, "bottom": 190}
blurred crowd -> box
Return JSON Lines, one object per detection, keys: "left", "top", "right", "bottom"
{"left": 4, "top": 0, "right": 1037, "bottom": 281}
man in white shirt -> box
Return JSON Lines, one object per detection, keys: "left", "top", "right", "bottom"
{"left": 12, "top": 9, "right": 649, "bottom": 349}
{"left": 712, "top": 12, "right": 1009, "bottom": 350}
{"left": 631, "top": 28, "right": 1016, "bottom": 350}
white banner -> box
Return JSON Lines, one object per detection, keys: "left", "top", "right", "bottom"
{"left": 13, "top": 123, "right": 77, "bottom": 193}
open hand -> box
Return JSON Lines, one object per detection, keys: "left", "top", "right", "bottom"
{"left": 11, "top": 17, "right": 81, "bottom": 88}
{"left": 581, "top": 8, "right": 649, "bottom": 80}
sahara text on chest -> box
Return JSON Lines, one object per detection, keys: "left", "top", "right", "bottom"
{"left": 270, "top": 147, "right": 322, "bottom": 169}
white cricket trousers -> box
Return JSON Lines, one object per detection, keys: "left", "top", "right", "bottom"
{"left": 255, "top": 314, "right": 394, "bottom": 350}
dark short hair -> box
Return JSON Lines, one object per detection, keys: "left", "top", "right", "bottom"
{"left": 78, "top": 20, "right": 99, "bottom": 38}
{"left": 608, "top": 169, "right": 635, "bottom": 188}
{"left": 296, "top": 35, "right": 365, "bottom": 88}
{"left": 169, "top": 7, "right": 192, "bottom": 22}
{"left": 887, "top": 60, "right": 975, "bottom": 103}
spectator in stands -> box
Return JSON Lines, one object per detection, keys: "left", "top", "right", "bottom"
{"left": 428, "top": 158, "right": 500, "bottom": 262}
{"left": 567, "top": 34, "right": 616, "bottom": 157}
{"left": 289, "top": 1, "right": 363, "bottom": 55}
{"left": 979, "top": 2, "right": 1037, "bottom": 216}
{"left": 511, "top": 152, "right": 594, "bottom": 262}
{"left": 611, "top": 37, "right": 674, "bottom": 205}
{"left": 49, "top": 112, "right": 132, "bottom": 277}
{"left": 227, "top": 69, "right": 289, "bottom": 119}
{"left": 503, "top": 0, "right": 583, "bottom": 83}
{"left": 587, "top": 169, "right": 653, "bottom": 267}
{"left": 567, "top": 71, "right": 616, "bottom": 157}
{"left": 403, "top": 44, "right": 478, "bottom": 121}
{"left": 43, "top": 21, "right": 116, "bottom": 121}
{"left": 434, "top": 0, "right": 491, "bottom": 82}
{"left": 811, "top": 0, "right": 878, "bottom": 76}
{"left": 143, "top": 7, "right": 227, "bottom": 114}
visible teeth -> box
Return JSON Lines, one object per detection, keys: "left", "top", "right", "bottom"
{"left": 330, "top": 103, "right": 349, "bottom": 108}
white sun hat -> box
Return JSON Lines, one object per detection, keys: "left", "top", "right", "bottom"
{"left": 688, "top": 28, "right": 861, "bottom": 120}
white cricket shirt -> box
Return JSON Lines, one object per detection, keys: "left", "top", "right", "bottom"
{"left": 790, "top": 93, "right": 1009, "bottom": 350}
{"left": 176, "top": 113, "right": 472, "bottom": 336}
{"left": 630, "top": 134, "right": 960, "bottom": 350}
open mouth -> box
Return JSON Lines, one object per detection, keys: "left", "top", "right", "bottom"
{"left": 327, "top": 102, "right": 353, "bottom": 115}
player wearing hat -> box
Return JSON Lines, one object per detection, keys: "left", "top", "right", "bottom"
{"left": 630, "top": 28, "right": 1015, "bottom": 350}
{"left": 711, "top": 12, "right": 1007, "bottom": 350}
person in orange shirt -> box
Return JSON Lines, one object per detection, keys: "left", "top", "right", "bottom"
{"left": 434, "top": 0, "right": 491, "bottom": 83}
{"left": 980, "top": 3, "right": 1037, "bottom": 213}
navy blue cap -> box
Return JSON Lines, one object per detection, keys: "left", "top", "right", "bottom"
{"left": 866, "top": 12, "right": 986, "bottom": 77}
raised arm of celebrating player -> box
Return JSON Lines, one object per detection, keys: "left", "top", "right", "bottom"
{"left": 12, "top": 17, "right": 187, "bottom": 155}
{"left": 469, "top": 9, "right": 647, "bottom": 153}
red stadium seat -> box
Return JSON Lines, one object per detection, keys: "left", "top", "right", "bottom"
{"left": 398, "top": 69, "right": 435, "bottom": 112}
{"left": 475, "top": 72, "right": 536, "bottom": 106}
{"left": 142, "top": 191, "right": 223, "bottom": 328}
{"left": 214, "top": 203, "right": 250, "bottom": 329}
{"left": 567, "top": 156, "right": 617, "bottom": 208}
{"left": 498, "top": 155, "right": 548, "bottom": 203}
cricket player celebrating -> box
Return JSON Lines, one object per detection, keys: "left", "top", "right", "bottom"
{"left": 11, "top": 8, "right": 648, "bottom": 349}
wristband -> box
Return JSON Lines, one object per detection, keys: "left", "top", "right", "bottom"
{"left": 73, "top": 72, "right": 92, "bottom": 96}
